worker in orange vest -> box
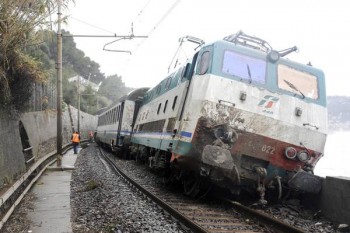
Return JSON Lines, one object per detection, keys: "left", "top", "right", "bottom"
{"left": 71, "top": 131, "right": 81, "bottom": 154}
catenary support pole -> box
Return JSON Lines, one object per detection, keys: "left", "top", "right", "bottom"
{"left": 56, "top": 0, "right": 63, "bottom": 166}
{"left": 77, "top": 75, "right": 80, "bottom": 133}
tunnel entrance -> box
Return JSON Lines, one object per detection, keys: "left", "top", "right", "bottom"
{"left": 19, "top": 121, "right": 34, "bottom": 166}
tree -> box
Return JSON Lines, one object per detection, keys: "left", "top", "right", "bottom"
{"left": 98, "top": 74, "right": 133, "bottom": 103}
{"left": 26, "top": 29, "right": 107, "bottom": 113}
{"left": 0, "top": 0, "right": 72, "bottom": 113}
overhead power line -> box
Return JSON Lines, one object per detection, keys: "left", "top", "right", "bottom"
{"left": 133, "top": 0, "right": 182, "bottom": 52}
{"left": 69, "top": 16, "right": 115, "bottom": 34}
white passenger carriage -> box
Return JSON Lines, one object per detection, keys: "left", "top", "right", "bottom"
{"left": 96, "top": 88, "right": 149, "bottom": 153}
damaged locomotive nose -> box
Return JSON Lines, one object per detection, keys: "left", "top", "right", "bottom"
{"left": 200, "top": 144, "right": 235, "bottom": 183}
{"left": 197, "top": 119, "right": 240, "bottom": 184}
{"left": 213, "top": 125, "right": 238, "bottom": 144}
{"left": 201, "top": 145, "right": 234, "bottom": 170}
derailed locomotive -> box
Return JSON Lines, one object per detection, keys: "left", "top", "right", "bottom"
{"left": 96, "top": 32, "right": 327, "bottom": 203}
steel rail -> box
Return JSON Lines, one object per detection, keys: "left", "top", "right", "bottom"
{"left": 98, "top": 148, "right": 209, "bottom": 233}
{"left": 220, "top": 198, "right": 306, "bottom": 233}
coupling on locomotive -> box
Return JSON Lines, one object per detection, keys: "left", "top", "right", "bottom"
{"left": 96, "top": 31, "right": 327, "bottom": 204}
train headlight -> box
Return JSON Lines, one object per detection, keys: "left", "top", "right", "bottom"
{"left": 297, "top": 150, "right": 310, "bottom": 162}
{"left": 284, "top": 147, "right": 297, "bottom": 159}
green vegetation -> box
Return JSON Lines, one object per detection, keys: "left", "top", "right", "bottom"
{"left": 37, "top": 30, "right": 133, "bottom": 115}
{"left": 85, "top": 179, "right": 100, "bottom": 191}
{"left": 0, "top": 1, "right": 65, "bottom": 113}
{"left": 0, "top": 1, "right": 133, "bottom": 115}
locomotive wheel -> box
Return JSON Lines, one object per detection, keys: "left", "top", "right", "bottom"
{"left": 183, "top": 175, "right": 201, "bottom": 197}
{"left": 135, "top": 150, "right": 142, "bottom": 163}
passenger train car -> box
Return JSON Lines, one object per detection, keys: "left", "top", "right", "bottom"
{"left": 96, "top": 32, "right": 327, "bottom": 203}
{"left": 96, "top": 88, "right": 149, "bottom": 154}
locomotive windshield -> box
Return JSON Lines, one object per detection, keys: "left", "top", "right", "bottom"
{"left": 222, "top": 50, "right": 266, "bottom": 84}
{"left": 277, "top": 64, "right": 319, "bottom": 99}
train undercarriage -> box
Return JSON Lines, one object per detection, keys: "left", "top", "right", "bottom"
{"left": 127, "top": 140, "right": 322, "bottom": 205}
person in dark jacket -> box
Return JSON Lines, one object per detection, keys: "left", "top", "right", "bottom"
{"left": 71, "top": 131, "right": 81, "bottom": 154}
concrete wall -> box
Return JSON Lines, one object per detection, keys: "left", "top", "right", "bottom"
{"left": 0, "top": 111, "right": 26, "bottom": 187}
{"left": 68, "top": 105, "right": 98, "bottom": 138}
{"left": 0, "top": 107, "right": 97, "bottom": 189}
{"left": 20, "top": 110, "right": 72, "bottom": 159}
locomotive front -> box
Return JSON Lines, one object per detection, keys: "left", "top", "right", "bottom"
{"left": 176, "top": 32, "right": 327, "bottom": 203}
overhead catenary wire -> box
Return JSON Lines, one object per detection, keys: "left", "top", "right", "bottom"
{"left": 104, "top": 0, "right": 181, "bottom": 54}
{"left": 69, "top": 16, "right": 116, "bottom": 34}
{"left": 64, "top": 1, "right": 181, "bottom": 50}
{"left": 133, "top": 0, "right": 182, "bottom": 52}
{"left": 131, "top": 0, "right": 152, "bottom": 27}
{"left": 100, "top": 0, "right": 152, "bottom": 54}
{"left": 61, "top": 0, "right": 183, "bottom": 77}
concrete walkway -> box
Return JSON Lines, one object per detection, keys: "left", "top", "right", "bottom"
{"left": 27, "top": 148, "right": 79, "bottom": 233}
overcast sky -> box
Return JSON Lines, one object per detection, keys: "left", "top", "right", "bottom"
{"left": 63, "top": 0, "right": 350, "bottom": 96}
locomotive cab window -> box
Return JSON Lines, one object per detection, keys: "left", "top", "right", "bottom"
{"left": 277, "top": 64, "right": 319, "bottom": 99}
{"left": 222, "top": 50, "right": 266, "bottom": 84}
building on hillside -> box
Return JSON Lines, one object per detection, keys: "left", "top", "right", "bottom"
{"left": 68, "top": 75, "right": 101, "bottom": 92}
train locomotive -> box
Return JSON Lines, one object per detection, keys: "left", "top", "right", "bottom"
{"left": 96, "top": 31, "right": 327, "bottom": 203}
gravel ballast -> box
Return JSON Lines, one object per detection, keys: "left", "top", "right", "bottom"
{"left": 70, "top": 145, "right": 185, "bottom": 233}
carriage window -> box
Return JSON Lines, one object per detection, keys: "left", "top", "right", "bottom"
{"left": 156, "top": 85, "right": 162, "bottom": 95}
{"left": 165, "top": 77, "right": 172, "bottom": 90}
{"left": 163, "top": 100, "right": 168, "bottom": 113}
{"left": 157, "top": 103, "right": 162, "bottom": 114}
{"left": 198, "top": 51, "right": 210, "bottom": 75}
{"left": 172, "top": 96, "right": 178, "bottom": 110}
{"left": 115, "top": 106, "right": 118, "bottom": 121}
{"left": 278, "top": 65, "right": 318, "bottom": 99}
{"left": 222, "top": 51, "right": 266, "bottom": 84}
{"left": 180, "top": 66, "right": 187, "bottom": 82}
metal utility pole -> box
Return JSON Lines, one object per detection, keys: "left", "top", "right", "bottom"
{"left": 77, "top": 76, "right": 80, "bottom": 133}
{"left": 56, "top": 0, "right": 63, "bottom": 166}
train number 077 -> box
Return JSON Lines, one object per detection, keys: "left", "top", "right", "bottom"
{"left": 262, "top": 145, "right": 275, "bottom": 155}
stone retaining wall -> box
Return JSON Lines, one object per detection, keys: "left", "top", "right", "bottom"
{"left": 0, "top": 106, "right": 97, "bottom": 189}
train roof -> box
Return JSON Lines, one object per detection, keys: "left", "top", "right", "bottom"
{"left": 97, "top": 87, "right": 150, "bottom": 116}
{"left": 142, "top": 65, "right": 189, "bottom": 105}
{"left": 119, "top": 87, "right": 150, "bottom": 102}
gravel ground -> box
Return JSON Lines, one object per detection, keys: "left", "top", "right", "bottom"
{"left": 70, "top": 145, "right": 186, "bottom": 233}
{"left": 0, "top": 192, "right": 36, "bottom": 233}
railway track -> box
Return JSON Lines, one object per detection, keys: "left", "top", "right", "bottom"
{"left": 98, "top": 147, "right": 306, "bottom": 233}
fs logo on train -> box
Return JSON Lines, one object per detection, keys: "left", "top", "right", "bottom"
{"left": 258, "top": 95, "right": 279, "bottom": 114}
